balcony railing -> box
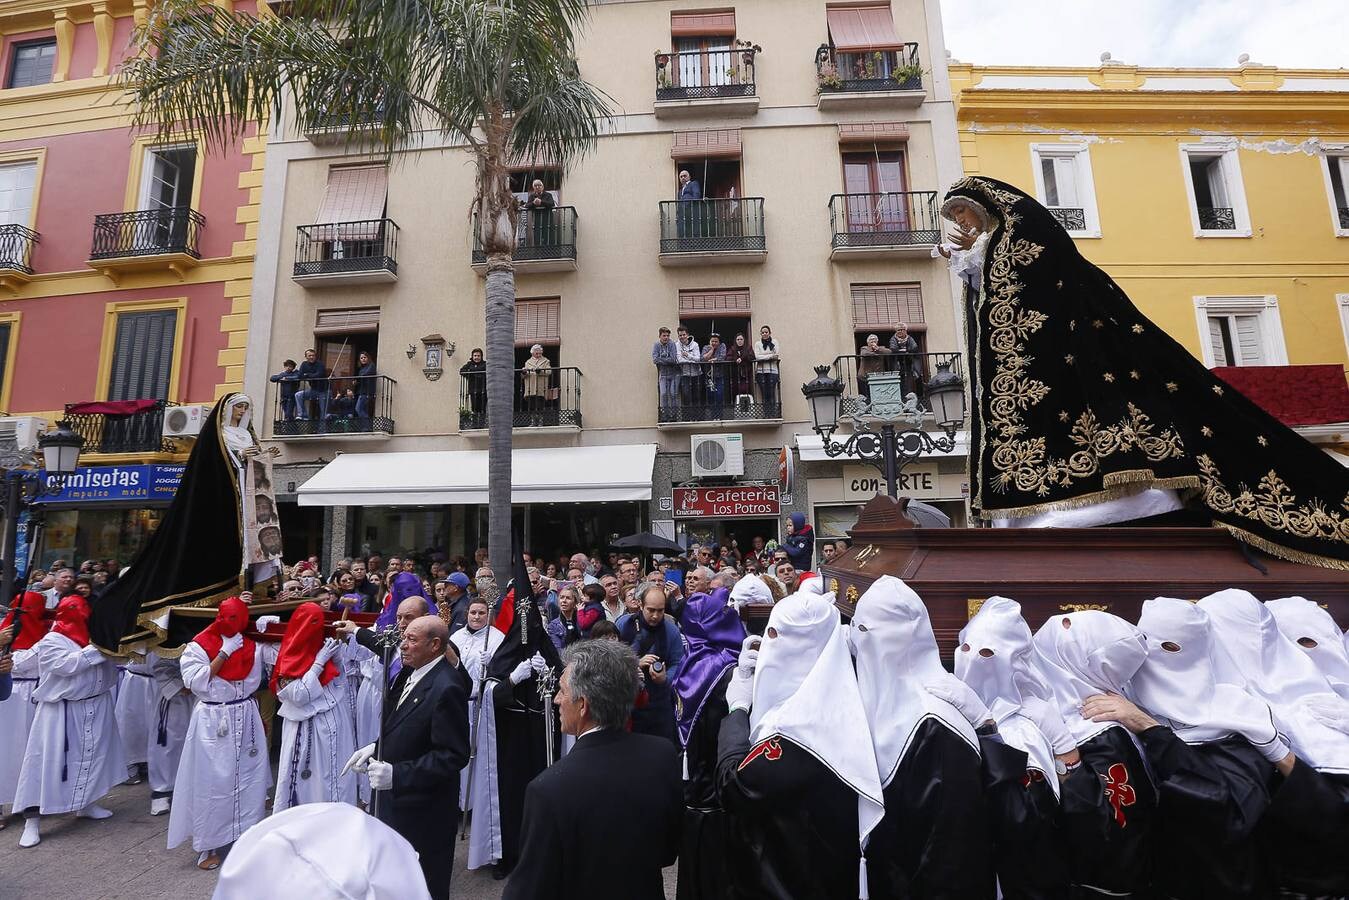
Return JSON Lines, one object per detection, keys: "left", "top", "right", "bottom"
{"left": 458, "top": 366, "right": 583, "bottom": 430}
{"left": 294, "top": 219, "right": 399, "bottom": 280}
{"left": 816, "top": 43, "right": 922, "bottom": 94}
{"left": 832, "top": 351, "right": 963, "bottom": 418}
{"left": 830, "top": 191, "right": 940, "bottom": 249}
{"left": 64, "top": 399, "right": 173, "bottom": 454}
{"left": 656, "top": 358, "right": 781, "bottom": 424}
{"left": 273, "top": 374, "right": 396, "bottom": 437}
{"left": 1048, "top": 207, "right": 1087, "bottom": 231}
{"left": 1198, "top": 206, "right": 1236, "bottom": 230}
{"left": 655, "top": 47, "right": 757, "bottom": 101}
{"left": 0, "top": 224, "right": 39, "bottom": 274}
{"left": 472, "top": 208, "right": 577, "bottom": 267}
{"left": 659, "top": 197, "right": 765, "bottom": 255}
{"left": 89, "top": 207, "right": 205, "bottom": 260}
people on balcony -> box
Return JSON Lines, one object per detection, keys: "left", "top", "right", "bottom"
{"left": 521, "top": 344, "right": 552, "bottom": 420}
{"left": 701, "top": 333, "right": 727, "bottom": 420}
{"left": 753, "top": 325, "right": 780, "bottom": 415}
{"left": 729, "top": 333, "right": 755, "bottom": 406}
{"left": 460, "top": 348, "right": 486, "bottom": 427}
{"left": 355, "top": 352, "right": 377, "bottom": 419}
{"left": 677, "top": 170, "right": 702, "bottom": 240}
{"left": 859, "top": 333, "right": 891, "bottom": 402}
{"left": 675, "top": 326, "right": 701, "bottom": 410}
{"left": 652, "top": 326, "right": 680, "bottom": 417}
{"left": 269, "top": 359, "right": 301, "bottom": 421}
{"left": 293, "top": 349, "right": 329, "bottom": 421}
{"left": 888, "top": 322, "right": 922, "bottom": 397}
{"left": 520, "top": 179, "right": 556, "bottom": 248}
{"left": 328, "top": 388, "right": 358, "bottom": 421}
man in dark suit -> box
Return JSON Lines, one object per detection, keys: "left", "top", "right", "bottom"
{"left": 345, "top": 615, "right": 470, "bottom": 900}
{"left": 504, "top": 640, "right": 682, "bottom": 900}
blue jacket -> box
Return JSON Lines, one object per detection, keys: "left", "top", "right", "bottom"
{"left": 614, "top": 614, "right": 685, "bottom": 670}
{"left": 296, "top": 359, "right": 327, "bottom": 390}
{"left": 269, "top": 369, "right": 301, "bottom": 400}
{"left": 678, "top": 180, "right": 702, "bottom": 201}
{"left": 783, "top": 524, "right": 814, "bottom": 571}
{"left": 355, "top": 362, "right": 377, "bottom": 396}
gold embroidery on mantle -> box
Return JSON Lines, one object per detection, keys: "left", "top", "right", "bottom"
{"left": 1197, "top": 454, "right": 1349, "bottom": 551}
{"left": 1059, "top": 603, "right": 1109, "bottom": 612}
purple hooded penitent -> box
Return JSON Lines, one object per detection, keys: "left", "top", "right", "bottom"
{"left": 672, "top": 592, "right": 747, "bottom": 746}
{"left": 375, "top": 572, "right": 430, "bottom": 677}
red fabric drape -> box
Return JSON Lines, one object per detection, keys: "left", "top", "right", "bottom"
{"left": 65, "top": 399, "right": 160, "bottom": 416}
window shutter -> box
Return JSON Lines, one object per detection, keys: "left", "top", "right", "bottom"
{"left": 1053, "top": 157, "right": 1079, "bottom": 207}
{"left": 850, "top": 283, "right": 925, "bottom": 329}
{"left": 7, "top": 41, "right": 56, "bottom": 89}
{"left": 1207, "top": 316, "right": 1229, "bottom": 367}
{"left": 109, "top": 310, "right": 177, "bottom": 400}
{"left": 1039, "top": 157, "right": 1059, "bottom": 206}
{"left": 1205, "top": 158, "right": 1229, "bottom": 208}
{"left": 1234, "top": 315, "right": 1264, "bottom": 366}
{"left": 515, "top": 298, "right": 561, "bottom": 346}
{"left": 0, "top": 323, "right": 10, "bottom": 399}
{"left": 679, "top": 289, "right": 751, "bottom": 318}
{"left": 315, "top": 307, "right": 380, "bottom": 335}
{"left": 670, "top": 11, "right": 736, "bottom": 37}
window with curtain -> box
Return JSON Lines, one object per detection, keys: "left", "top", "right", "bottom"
{"left": 107, "top": 310, "right": 177, "bottom": 400}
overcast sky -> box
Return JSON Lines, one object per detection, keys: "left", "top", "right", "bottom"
{"left": 940, "top": 0, "right": 1348, "bottom": 70}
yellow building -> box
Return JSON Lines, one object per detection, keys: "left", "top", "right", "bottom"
{"left": 949, "top": 58, "right": 1349, "bottom": 438}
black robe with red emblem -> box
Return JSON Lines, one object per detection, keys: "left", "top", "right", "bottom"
{"left": 1057, "top": 725, "right": 1157, "bottom": 897}
{"left": 979, "top": 736, "right": 1070, "bottom": 900}
{"left": 716, "top": 709, "right": 860, "bottom": 899}
{"left": 1138, "top": 726, "right": 1275, "bottom": 899}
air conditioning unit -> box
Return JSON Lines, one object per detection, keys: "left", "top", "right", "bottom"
{"left": 162, "top": 404, "right": 211, "bottom": 438}
{"left": 0, "top": 416, "right": 46, "bottom": 452}
{"left": 690, "top": 433, "right": 744, "bottom": 478}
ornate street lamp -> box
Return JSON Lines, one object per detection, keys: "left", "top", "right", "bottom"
{"left": 0, "top": 420, "right": 84, "bottom": 609}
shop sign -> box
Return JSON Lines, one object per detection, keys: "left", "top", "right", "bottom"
{"left": 673, "top": 485, "right": 780, "bottom": 519}
{"left": 842, "top": 462, "right": 941, "bottom": 502}
{"left": 37, "top": 464, "right": 185, "bottom": 505}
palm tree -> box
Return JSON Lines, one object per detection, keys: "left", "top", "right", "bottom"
{"left": 123, "top": 0, "right": 610, "bottom": 573}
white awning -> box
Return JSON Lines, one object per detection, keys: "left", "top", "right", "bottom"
{"left": 794, "top": 430, "right": 968, "bottom": 462}
{"left": 297, "top": 444, "right": 657, "bottom": 507}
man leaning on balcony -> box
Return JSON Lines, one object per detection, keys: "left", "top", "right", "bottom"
{"left": 652, "top": 327, "right": 679, "bottom": 419}
{"left": 293, "top": 349, "right": 330, "bottom": 423}
{"left": 269, "top": 359, "right": 301, "bottom": 421}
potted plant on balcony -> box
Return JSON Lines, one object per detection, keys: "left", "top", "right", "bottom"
{"left": 891, "top": 62, "right": 924, "bottom": 88}
{"left": 735, "top": 39, "right": 761, "bottom": 67}
{"left": 816, "top": 60, "right": 842, "bottom": 91}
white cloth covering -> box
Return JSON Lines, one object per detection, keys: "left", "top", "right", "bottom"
{"left": 957, "top": 597, "right": 1061, "bottom": 796}
{"left": 0, "top": 648, "right": 40, "bottom": 808}
{"left": 1031, "top": 610, "right": 1149, "bottom": 745}
{"left": 115, "top": 659, "right": 156, "bottom": 766}
{"left": 750, "top": 590, "right": 884, "bottom": 859}
{"left": 992, "top": 487, "right": 1183, "bottom": 529}
{"left": 13, "top": 632, "right": 126, "bottom": 815}
{"left": 146, "top": 651, "right": 191, "bottom": 794}
{"left": 213, "top": 802, "right": 432, "bottom": 900}
{"left": 1267, "top": 596, "right": 1349, "bottom": 701}
{"left": 851, "top": 577, "right": 978, "bottom": 786}
{"left": 167, "top": 641, "right": 271, "bottom": 853}
{"left": 345, "top": 636, "right": 383, "bottom": 805}
{"left": 1130, "top": 597, "right": 1281, "bottom": 750}
{"left": 466, "top": 679, "right": 503, "bottom": 871}
{"left": 729, "top": 575, "right": 772, "bottom": 608}
{"left": 271, "top": 644, "right": 357, "bottom": 812}
{"left": 221, "top": 393, "right": 256, "bottom": 458}
{"left": 1198, "top": 589, "right": 1349, "bottom": 774}
{"left": 451, "top": 624, "right": 503, "bottom": 811}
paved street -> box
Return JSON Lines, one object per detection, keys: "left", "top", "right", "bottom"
{"left": 0, "top": 781, "right": 676, "bottom": 899}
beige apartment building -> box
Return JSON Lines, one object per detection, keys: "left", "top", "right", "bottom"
{"left": 243, "top": 0, "right": 969, "bottom": 566}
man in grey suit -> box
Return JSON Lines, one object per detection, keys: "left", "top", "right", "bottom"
{"left": 677, "top": 169, "right": 703, "bottom": 239}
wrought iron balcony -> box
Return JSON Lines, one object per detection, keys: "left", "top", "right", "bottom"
{"left": 64, "top": 399, "right": 173, "bottom": 454}
{"left": 654, "top": 47, "right": 759, "bottom": 117}
{"left": 832, "top": 351, "right": 963, "bottom": 418}
{"left": 293, "top": 219, "right": 399, "bottom": 285}
{"left": 1198, "top": 206, "right": 1236, "bottom": 230}
{"left": 472, "top": 207, "right": 577, "bottom": 273}
{"left": 89, "top": 207, "right": 204, "bottom": 261}
{"left": 829, "top": 191, "right": 939, "bottom": 256}
{"left": 302, "top": 105, "right": 386, "bottom": 144}
{"left": 816, "top": 43, "right": 923, "bottom": 106}
{"left": 658, "top": 197, "right": 766, "bottom": 263}
{"left": 1048, "top": 207, "right": 1087, "bottom": 231}
{"left": 656, "top": 358, "right": 781, "bottom": 425}
{"left": 458, "top": 366, "right": 582, "bottom": 431}
{"left": 273, "top": 374, "right": 396, "bottom": 438}
{"left": 0, "top": 224, "right": 39, "bottom": 275}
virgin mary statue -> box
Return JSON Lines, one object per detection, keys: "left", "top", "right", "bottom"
{"left": 942, "top": 176, "right": 1349, "bottom": 570}
{"left": 91, "top": 394, "right": 283, "bottom": 655}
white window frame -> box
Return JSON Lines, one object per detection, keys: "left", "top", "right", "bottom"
{"left": 1029, "top": 142, "right": 1101, "bottom": 238}
{"left": 1318, "top": 143, "right": 1349, "bottom": 237}
{"left": 1192, "top": 295, "right": 1287, "bottom": 367}
{"left": 1179, "top": 140, "right": 1252, "bottom": 238}
{"left": 1337, "top": 294, "right": 1349, "bottom": 359}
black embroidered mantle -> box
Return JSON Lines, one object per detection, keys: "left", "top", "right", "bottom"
{"left": 947, "top": 176, "right": 1349, "bottom": 570}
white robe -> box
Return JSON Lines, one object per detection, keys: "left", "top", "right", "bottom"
{"left": 13, "top": 633, "right": 126, "bottom": 815}
{"left": 0, "top": 647, "right": 40, "bottom": 808}
{"left": 450, "top": 625, "right": 503, "bottom": 812}
{"left": 147, "top": 652, "right": 192, "bottom": 794}
{"left": 272, "top": 646, "right": 357, "bottom": 812}
{"left": 348, "top": 637, "right": 384, "bottom": 804}
{"left": 115, "top": 658, "right": 156, "bottom": 767}
{"left": 166, "top": 642, "right": 271, "bottom": 853}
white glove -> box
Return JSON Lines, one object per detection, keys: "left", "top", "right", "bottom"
{"left": 735, "top": 635, "right": 760, "bottom": 679}
{"left": 255, "top": 615, "right": 281, "bottom": 634}
{"left": 1303, "top": 694, "right": 1349, "bottom": 734}
{"left": 1022, "top": 696, "right": 1076, "bottom": 754}
{"left": 725, "top": 667, "right": 754, "bottom": 714}
{"left": 924, "top": 674, "right": 994, "bottom": 729}
{"left": 509, "top": 659, "right": 533, "bottom": 685}
{"left": 367, "top": 758, "right": 393, "bottom": 791}
{"left": 220, "top": 633, "right": 245, "bottom": 657}
{"left": 530, "top": 652, "right": 548, "bottom": 675}
{"left": 341, "top": 743, "right": 376, "bottom": 776}
{"left": 314, "top": 637, "right": 341, "bottom": 666}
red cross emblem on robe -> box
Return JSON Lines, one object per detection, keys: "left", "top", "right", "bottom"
{"left": 1101, "top": 762, "right": 1136, "bottom": 827}
{"left": 738, "top": 737, "right": 783, "bottom": 770}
